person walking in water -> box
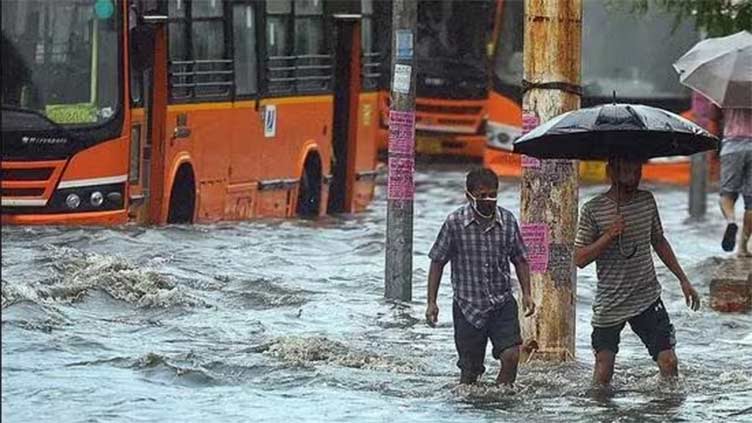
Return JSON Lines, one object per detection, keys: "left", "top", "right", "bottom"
{"left": 575, "top": 158, "right": 701, "bottom": 388}
{"left": 718, "top": 107, "right": 752, "bottom": 256}
{"left": 426, "top": 167, "right": 535, "bottom": 386}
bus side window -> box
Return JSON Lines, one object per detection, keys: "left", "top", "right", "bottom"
{"left": 168, "top": 0, "right": 190, "bottom": 100}
{"left": 266, "top": 0, "right": 293, "bottom": 94}
{"left": 191, "top": 0, "right": 230, "bottom": 98}
{"left": 361, "top": 0, "right": 379, "bottom": 91}
{"left": 232, "top": 3, "right": 257, "bottom": 97}
{"left": 129, "top": 7, "right": 144, "bottom": 107}
{"left": 293, "top": 0, "right": 327, "bottom": 93}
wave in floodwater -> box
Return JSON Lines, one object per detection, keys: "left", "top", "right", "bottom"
{"left": 2, "top": 246, "right": 205, "bottom": 309}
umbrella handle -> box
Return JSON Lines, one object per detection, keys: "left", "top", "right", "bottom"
{"left": 618, "top": 234, "right": 638, "bottom": 259}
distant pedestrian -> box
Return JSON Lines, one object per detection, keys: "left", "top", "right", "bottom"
{"left": 718, "top": 107, "right": 752, "bottom": 257}
{"left": 426, "top": 167, "right": 535, "bottom": 386}
{"left": 575, "top": 158, "right": 701, "bottom": 388}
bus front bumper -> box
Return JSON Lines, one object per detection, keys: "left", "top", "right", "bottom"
{"left": 1, "top": 209, "right": 128, "bottom": 226}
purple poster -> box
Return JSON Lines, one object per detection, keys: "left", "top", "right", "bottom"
{"left": 388, "top": 111, "right": 416, "bottom": 155}
{"left": 388, "top": 157, "right": 414, "bottom": 200}
{"left": 521, "top": 223, "right": 549, "bottom": 273}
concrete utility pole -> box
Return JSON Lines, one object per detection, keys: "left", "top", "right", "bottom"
{"left": 385, "top": 0, "right": 417, "bottom": 301}
{"left": 519, "top": 0, "right": 582, "bottom": 362}
{"left": 689, "top": 153, "right": 707, "bottom": 219}
{"left": 688, "top": 92, "right": 711, "bottom": 219}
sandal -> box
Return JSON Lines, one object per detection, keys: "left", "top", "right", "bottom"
{"left": 722, "top": 223, "right": 738, "bottom": 252}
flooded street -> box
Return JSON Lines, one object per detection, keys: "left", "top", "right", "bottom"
{"left": 2, "top": 166, "right": 751, "bottom": 422}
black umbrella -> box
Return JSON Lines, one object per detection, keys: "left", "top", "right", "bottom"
{"left": 513, "top": 103, "right": 719, "bottom": 258}
{"left": 513, "top": 103, "right": 718, "bottom": 160}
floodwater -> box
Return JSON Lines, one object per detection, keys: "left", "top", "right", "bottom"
{"left": 2, "top": 166, "right": 751, "bottom": 422}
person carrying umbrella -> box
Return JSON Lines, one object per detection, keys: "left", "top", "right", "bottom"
{"left": 718, "top": 106, "right": 752, "bottom": 256}
{"left": 574, "top": 156, "right": 700, "bottom": 387}
{"left": 673, "top": 30, "right": 752, "bottom": 256}
{"left": 514, "top": 102, "right": 716, "bottom": 388}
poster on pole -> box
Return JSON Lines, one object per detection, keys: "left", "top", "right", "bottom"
{"left": 388, "top": 157, "right": 414, "bottom": 200}
{"left": 388, "top": 111, "right": 415, "bottom": 155}
{"left": 392, "top": 64, "right": 412, "bottom": 94}
{"left": 521, "top": 111, "right": 541, "bottom": 168}
{"left": 396, "top": 30, "right": 413, "bottom": 60}
{"left": 521, "top": 223, "right": 549, "bottom": 273}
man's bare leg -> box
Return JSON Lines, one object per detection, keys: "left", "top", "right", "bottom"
{"left": 657, "top": 350, "right": 679, "bottom": 379}
{"left": 739, "top": 210, "right": 752, "bottom": 257}
{"left": 593, "top": 350, "right": 616, "bottom": 387}
{"left": 720, "top": 194, "right": 737, "bottom": 222}
{"left": 721, "top": 194, "right": 739, "bottom": 251}
{"left": 459, "top": 371, "right": 479, "bottom": 385}
{"left": 496, "top": 346, "right": 520, "bottom": 386}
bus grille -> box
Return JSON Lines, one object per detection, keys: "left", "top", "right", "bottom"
{"left": 383, "top": 96, "right": 486, "bottom": 135}
{"left": 1, "top": 161, "right": 66, "bottom": 206}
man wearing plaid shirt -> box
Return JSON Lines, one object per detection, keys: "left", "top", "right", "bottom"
{"left": 426, "top": 168, "right": 535, "bottom": 386}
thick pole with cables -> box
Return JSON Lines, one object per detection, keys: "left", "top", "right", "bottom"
{"left": 519, "top": 0, "right": 582, "bottom": 362}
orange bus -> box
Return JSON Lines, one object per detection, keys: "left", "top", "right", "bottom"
{"left": 375, "top": 0, "right": 498, "bottom": 159}
{"left": 485, "top": 0, "right": 717, "bottom": 184}
{"left": 1, "top": 0, "right": 379, "bottom": 225}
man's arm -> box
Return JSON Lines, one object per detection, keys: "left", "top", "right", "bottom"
{"left": 426, "top": 260, "right": 445, "bottom": 326}
{"left": 511, "top": 255, "right": 535, "bottom": 316}
{"left": 653, "top": 235, "right": 701, "bottom": 310}
{"left": 575, "top": 215, "right": 624, "bottom": 268}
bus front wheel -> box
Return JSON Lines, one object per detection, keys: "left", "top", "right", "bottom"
{"left": 167, "top": 164, "right": 196, "bottom": 224}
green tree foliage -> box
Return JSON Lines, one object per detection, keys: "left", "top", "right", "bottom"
{"left": 613, "top": 0, "right": 752, "bottom": 37}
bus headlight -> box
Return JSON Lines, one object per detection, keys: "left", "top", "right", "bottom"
{"left": 65, "top": 193, "right": 81, "bottom": 209}
{"left": 90, "top": 191, "right": 104, "bottom": 207}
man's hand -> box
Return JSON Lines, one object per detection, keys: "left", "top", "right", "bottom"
{"left": 522, "top": 294, "right": 535, "bottom": 317}
{"left": 426, "top": 302, "right": 439, "bottom": 327}
{"left": 680, "top": 279, "right": 701, "bottom": 311}
{"left": 606, "top": 215, "right": 626, "bottom": 240}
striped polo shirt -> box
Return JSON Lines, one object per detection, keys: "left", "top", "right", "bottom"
{"left": 575, "top": 190, "right": 664, "bottom": 327}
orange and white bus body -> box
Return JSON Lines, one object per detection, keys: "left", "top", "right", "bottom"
{"left": 2, "top": 0, "right": 378, "bottom": 225}
{"left": 374, "top": 0, "right": 497, "bottom": 159}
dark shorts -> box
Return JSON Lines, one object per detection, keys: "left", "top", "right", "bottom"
{"left": 591, "top": 298, "right": 676, "bottom": 361}
{"left": 453, "top": 298, "right": 522, "bottom": 378}
{"left": 720, "top": 139, "right": 752, "bottom": 210}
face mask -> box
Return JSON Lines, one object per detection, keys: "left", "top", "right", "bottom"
{"left": 466, "top": 190, "right": 497, "bottom": 219}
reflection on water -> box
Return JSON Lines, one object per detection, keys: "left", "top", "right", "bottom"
{"left": 2, "top": 166, "right": 751, "bottom": 422}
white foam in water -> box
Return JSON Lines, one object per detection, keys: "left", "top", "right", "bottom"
{"left": 264, "top": 336, "right": 421, "bottom": 374}
{"left": 2, "top": 247, "right": 204, "bottom": 309}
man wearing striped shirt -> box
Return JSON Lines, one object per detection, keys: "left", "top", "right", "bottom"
{"left": 575, "top": 158, "right": 701, "bottom": 388}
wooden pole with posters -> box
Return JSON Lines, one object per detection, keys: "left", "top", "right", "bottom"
{"left": 519, "top": 0, "right": 582, "bottom": 362}
{"left": 385, "top": 0, "right": 417, "bottom": 301}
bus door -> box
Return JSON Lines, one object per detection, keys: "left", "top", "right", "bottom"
{"left": 127, "top": 1, "right": 168, "bottom": 224}
{"left": 328, "top": 15, "right": 362, "bottom": 214}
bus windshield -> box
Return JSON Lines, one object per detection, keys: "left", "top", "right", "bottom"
{"left": 582, "top": 2, "right": 700, "bottom": 100}
{"left": 1, "top": 0, "right": 120, "bottom": 127}
{"left": 492, "top": 1, "right": 700, "bottom": 102}
{"left": 492, "top": 0, "right": 523, "bottom": 92}
{"left": 417, "top": 0, "right": 491, "bottom": 69}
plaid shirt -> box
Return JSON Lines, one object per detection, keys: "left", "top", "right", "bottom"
{"left": 429, "top": 204, "right": 527, "bottom": 328}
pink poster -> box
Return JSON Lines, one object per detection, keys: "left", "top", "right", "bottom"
{"left": 521, "top": 223, "right": 549, "bottom": 273}
{"left": 522, "top": 111, "right": 540, "bottom": 136}
{"left": 521, "top": 111, "right": 541, "bottom": 168}
{"left": 521, "top": 155, "right": 541, "bottom": 168}
{"left": 387, "top": 157, "right": 414, "bottom": 200}
{"left": 388, "top": 111, "right": 416, "bottom": 155}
